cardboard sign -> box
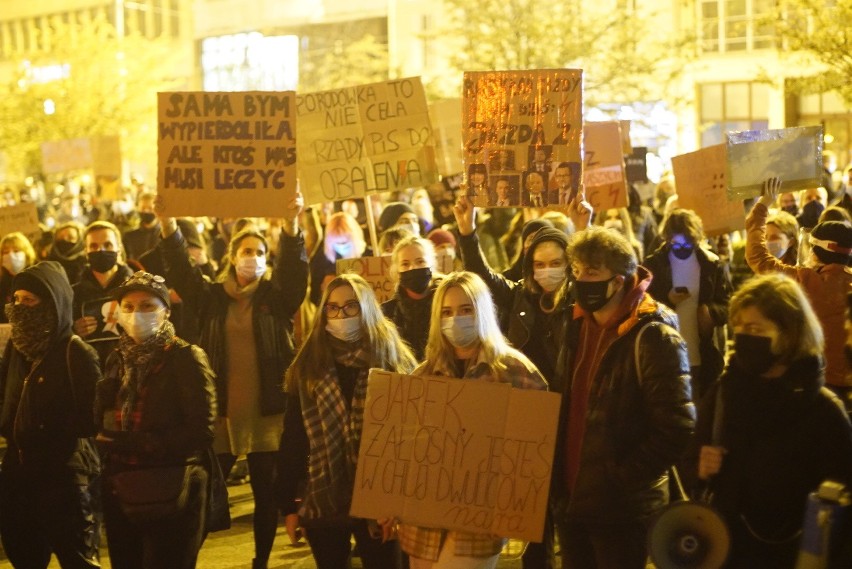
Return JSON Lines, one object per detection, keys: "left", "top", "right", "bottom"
{"left": 619, "top": 120, "right": 632, "bottom": 155}
{"left": 41, "top": 136, "right": 122, "bottom": 178}
{"left": 462, "top": 70, "right": 583, "bottom": 208}
{"left": 673, "top": 144, "right": 745, "bottom": 237}
{"left": 350, "top": 371, "right": 561, "bottom": 541}
{"left": 430, "top": 98, "right": 464, "bottom": 176}
{"left": 0, "top": 324, "right": 10, "bottom": 354}
{"left": 583, "top": 121, "right": 628, "bottom": 211}
{"left": 337, "top": 253, "right": 454, "bottom": 304}
{"left": 625, "top": 147, "right": 648, "bottom": 184}
{"left": 297, "top": 77, "right": 439, "bottom": 205}
{"left": 157, "top": 91, "right": 297, "bottom": 217}
{"left": 0, "top": 203, "right": 40, "bottom": 243}
{"left": 81, "top": 296, "right": 121, "bottom": 344}
{"left": 726, "top": 125, "right": 823, "bottom": 201}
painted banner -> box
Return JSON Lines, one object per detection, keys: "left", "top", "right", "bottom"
{"left": 726, "top": 125, "right": 823, "bottom": 201}
{"left": 350, "top": 370, "right": 561, "bottom": 542}
{"left": 0, "top": 203, "right": 40, "bottom": 243}
{"left": 583, "top": 121, "right": 628, "bottom": 211}
{"left": 430, "top": 98, "right": 464, "bottom": 177}
{"left": 157, "top": 91, "right": 297, "bottom": 217}
{"left": 462, "top": 70, "right": 583, "bottom": 208}
{"left": 41, "top": 136, "right": 122, "bottom": 178}
{"left": 297, "top": 77, "right": 439, "bottom": 205}
{"left": 673, "top": 144, "right": 745, "bottom": 237}
{"left": 337, "top": 253, "right": 454, "bottom": 304}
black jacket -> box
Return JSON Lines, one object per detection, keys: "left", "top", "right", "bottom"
{"left": 0, "top": 261, "right": 101, "bottom": 478}
{"left": 556, "top": 280, "right": 696, "bottom": 523}
{"left": 96, "top": 339, "right": 217, "bottom": 467}
{"left": 381, "top": 281, "right": 438, "bottom": 361}
{"left": 688, "top": 357, "right": 852, "bottom": 566}
{"left": 160, "top": 228, "right": 308, "bottom": 416}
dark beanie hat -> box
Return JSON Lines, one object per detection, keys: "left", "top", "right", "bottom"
{"left": 13, "top": 270, "right": 52, "bottom": 305}
{"left": 378, "top": 202, "right": 415, "bottom": 232}
{"left": 521, "top": 219, "right": 554, "bottom": 243}
{"left": 114, "top": 271, "right": 171, "bottom": 308}
{"left": 176, "top": 218, "right": 204, "bottom": 250}
{"left": 523, "top": 227, "right": 569, "bottom": 278}
{"left": 810, "top": 221, "right": 852, "bottom": 266}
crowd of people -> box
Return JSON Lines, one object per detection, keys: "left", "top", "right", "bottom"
{"left": 0, "top": 166, "right": 850, "bottom": 569}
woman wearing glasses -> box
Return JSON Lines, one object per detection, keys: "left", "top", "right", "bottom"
{"left": 157, "top": 193, "right": 308, "bottom": 569}
{"left": 277, "top": 273, "right": 416, "bottom": 569}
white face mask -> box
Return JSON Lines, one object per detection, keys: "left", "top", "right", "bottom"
{"left": 533, "top": 267, "right": 567, "bottom": 293}
{"left": 441, "top": 315, "right": 478, "bottom": 348}
{"left": 236, "top": 255, "right": 266, "bottom": 281}
{"left": 118, "top": 309, "right": 165, "bottom": 343}
{"left": 767, "top": 241, "right": 787, "bottom": 259}
{"left": 2, "top": 251, "right": 26, "bottom": 275}
{"left": 603, "top": 219, "right": 624, "bottom": 231}
{"left": 326, "top": 316, "right": 363, "bottom": 343}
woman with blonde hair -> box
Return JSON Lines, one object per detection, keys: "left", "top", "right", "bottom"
{"left": 310, "top": 212, "right": 367, "bottom": 305}
{"left": 398, "top": 271, "right": 547, "bottom": 569}
{"left": 0, "top": 232, "right": 37, "bottom": 321}
{"left": 382, "top": 235, "right": 445, "bottom": 359}
{"left": 691, "top": 273, "right": 852, "bottom": 568}
{"left": 277, "top": 273, "right": 416, "bottom": 569}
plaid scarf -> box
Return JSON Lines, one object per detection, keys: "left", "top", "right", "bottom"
{"left": 298, "top": 335, "right": 371, "bottom": 520}
{"left": 116, "top": 320, "right": 176, "bottom": 431}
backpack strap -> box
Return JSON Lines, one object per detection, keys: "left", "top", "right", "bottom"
{"left": 633, "top": 321, "right": 659, "bottom": 387}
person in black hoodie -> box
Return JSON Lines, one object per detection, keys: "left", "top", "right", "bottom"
{"left": 47, "top": 221, "right": 88, "bottom": 285}
{"left": 691, "top": 273, "right": 852, "bottom": 568}
{"left": 0, "top": 261, "right": 102, "bottom": 569}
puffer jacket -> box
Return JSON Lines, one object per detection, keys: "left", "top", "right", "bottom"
{"left": 160, "top": 227, "right": 308, "bottom": 416}
{"left": 0, "top": 261, "right": 101, "bottom": 479}
{"left": 555, "top": 272, "right": 696, "bottom": 523}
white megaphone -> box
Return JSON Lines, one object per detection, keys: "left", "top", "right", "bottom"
{"left": 648, "top": 501, "right": 731, "bottom": 569}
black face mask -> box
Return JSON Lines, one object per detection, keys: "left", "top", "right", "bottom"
{"left": 399, "top": 267, "right": 432, "bottom": 294}
{"left": 733, "top": 333, "right": 777, "bottom": 376}
{"left": 782, "top": 205, "right": 799, "bottom": 216}
{"left": 574, "top": 276, "right": 617, "bottom": 313}
{"left": 88, "top": 250, "right": 118, "bottom": 273}
{"left": 54, "top": 240, "right": 77, "bottom": 256}
{"left": 5, "top": 302, "right": 56, "bottom": 360}
{"left": 139, "top": 211, "right": 157, "bottom": 225}
{"left": 671, "top": 244, "right": 694, "bottom": 260}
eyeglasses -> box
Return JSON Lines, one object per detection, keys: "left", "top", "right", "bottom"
{"left": 324, "top": 300, "right": 361, "bottom": 318}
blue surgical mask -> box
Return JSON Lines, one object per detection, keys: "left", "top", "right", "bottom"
{"left": 441, "top": 315, "right": 478, "bottom": 348}
{"left": 332, "top": 242, "right": 354, "bottom": 257}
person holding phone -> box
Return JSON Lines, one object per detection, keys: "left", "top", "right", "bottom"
{"left": 644, "top": 209, "right": 732, "bottom": 400}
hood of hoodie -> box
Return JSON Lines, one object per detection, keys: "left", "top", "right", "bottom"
{"left": 522, "top": 227, "right": 570, "bottom": 282}
{"left": 11, "top": 261, "right": 74, "bottom": 344}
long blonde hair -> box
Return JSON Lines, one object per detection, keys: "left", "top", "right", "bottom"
{"left": 421, "top": 271, "right": 530, "bottom": 375}
{"left": 285, "top": 273, "right": 416, "bottom": 392}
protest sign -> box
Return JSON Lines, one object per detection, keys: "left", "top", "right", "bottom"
{"left": 673, "top": 145, "right": 745, "bottom": 237}
{"left": 41, "top": 136, "right": 122, "bottom": 179}
{"left": 0, "top": 203, "right": 40, "bottom": 243}
{"left": 351, "top": 370, "right": 560, "bottom": 541}
{"left": 81, "top": 296, "right": 121, "bottom": 344}
{"left": 0, "top": 324, "right": 10, "bottom": 354}
{"left": 297, "top": 77, "right": 439, "bottom": 205}
{"left": 462, "top": 70, "right": 583, "bottom": 208}
{"left": 726, "top": 125, "right": 823, "bottom": 201}
{"left": 337, "top": 254, "right": 454, "bottom": 303}
{"left": 619, "top": 120, "right": 632, "bottom": 155}
{"left": 157, "top": 91, "right": 297, "bottom": 217}
{"left": 583, "top": 121, "right": 628, "bottom": 211}
{"left": 625, "top": 147, "right": 648, "bottom": 184}
{"left": 430, "top": 98, "right": 464, "bottom": 176}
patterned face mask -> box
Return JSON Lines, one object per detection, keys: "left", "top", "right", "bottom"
{"left": 5, "top": 302, "right": 56, "bottom": 360}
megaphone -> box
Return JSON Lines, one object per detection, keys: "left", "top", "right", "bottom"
{"left": 648, "top": 501, "right": 731, "bottom": 569}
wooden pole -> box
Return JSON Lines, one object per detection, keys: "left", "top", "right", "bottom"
{"left": 364, "top": 195, "right": 380, "bottom": 255}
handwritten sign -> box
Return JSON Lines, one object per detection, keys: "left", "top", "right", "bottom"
{"left": 583, "top": 121, "right": 628, "bottom": 211}
{"left": 157, "top": 91, "right": 297, "bottom": 217}
{"left": 350, "top": 371, "right": 560, "bottom": 541}
{"left": 462, "top": 70, "right": 583, "bottom": 208}
{"left": 0, "top": 203, "right": 40, "bottom": 243}
{"left": 673, "top": 144, "right": 745, "bottom": 237}
{"left": 726, "top": 125, "right": 823, "bottom": 200}
{"left": 430, "top": 98, "right": 464, "bottom": 176}
{"left": 337, "top": 254, "right": 454, "bottom": 304}
{"left": 297, "top": 77, "right": 439, "bottom": 205}
{"left": 41, "top": 136, "right": 122, "bottom": 178}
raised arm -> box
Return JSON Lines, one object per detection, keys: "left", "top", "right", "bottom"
{"left": 271, "top": 192, "right": 309, "bottom": 317}
{"left": 745, "top": 177, "right": 797, "bottom": 278}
